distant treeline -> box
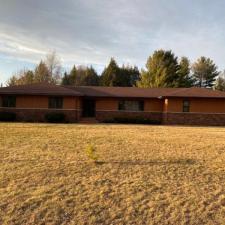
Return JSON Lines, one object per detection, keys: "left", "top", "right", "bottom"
{"left": 5, "top": 50, "right": 225, "bottom": 91}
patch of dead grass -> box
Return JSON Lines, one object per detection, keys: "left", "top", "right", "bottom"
{"left": 0, "top": 123, "right": 225, "bottom": 224}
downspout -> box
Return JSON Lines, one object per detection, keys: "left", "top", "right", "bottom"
{"left": 158, "top": 96, "right": 167, "bottom": 124}
{"left": 164, "top": 98, "right": 168, "bottom": 124}
{"left": 76, "top": 97, "right": 80, "bottom": 122}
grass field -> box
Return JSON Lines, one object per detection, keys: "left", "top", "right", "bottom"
{"left": 1, "top": 123, "right": 225, "bottom": 225}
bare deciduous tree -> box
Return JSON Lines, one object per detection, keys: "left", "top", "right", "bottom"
{"left": 45, "top": 51, "right": 62, "bottom": 84}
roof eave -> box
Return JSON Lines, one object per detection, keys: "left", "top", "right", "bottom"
{"left": 162, "top": 96, "right": 225, "bottom": 99}
{"left": 0, "top": 92, "right": 83, "bottom": 96}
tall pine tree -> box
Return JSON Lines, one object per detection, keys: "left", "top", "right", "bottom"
{"left": 61, "top": 65, "right": 99, "bottom": 86}
{"left": 100, "top": 58, "right": 140, "bottom": 86}
{"left": 192, "top": 57, "right": 219, "bottom": 88}
{"left": 100, "top": 58, "right": 119, "bottom": 86}
{"left": 84, "top": 66, "right": 99, "bottom": 86}
{"left": 177, "top": 57, "right": 194, "bottom": 87}
{"left": 120, "top": 65, "right": 140, "bottom": 87}
{"left": 69, "top": 65, "right": 77, "bottom": 85}
{"left": 137, "top": 50, "right": 180, "bottom": 88}
{"left": 61, "top": 72, "right": 71, "bottom": 85}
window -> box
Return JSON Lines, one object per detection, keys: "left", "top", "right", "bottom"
{"left": 183, "top": 100, "right": 190, "bottom": 112}
{"left": 2, "top": 96, "right": 16, "bottom": 107}
{"left": 118, "top": 100, "right": 144, "bottom": 111}
{"left": 49, "top": 97, "right": 63, "bottom": 109}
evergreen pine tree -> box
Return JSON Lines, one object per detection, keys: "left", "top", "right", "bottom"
{"left": 137, "top": 50, "right": 180, "bottom": 88}
{"left": 192, "top": 57, "right": 219, "bottom": 88}
{"left": 100, "top": 58, "right": 119, "bottom": 86}
{"left": 177, "top": 57, "right": 194, "bottom": 87}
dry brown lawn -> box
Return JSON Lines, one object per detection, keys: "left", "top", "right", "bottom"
{"left": 0, "top": 123, "right": 225, "bottom": 225}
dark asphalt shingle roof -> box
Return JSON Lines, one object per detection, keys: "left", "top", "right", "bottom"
{"left": 0, "top": 83, "right": 225, "bottom": 98}
{"left": 163, "top": 87, "right": 225, "bottom": 98}
{"left": 66, "top": 86, "right": 183, "bottom": 98}
{"left": 0, "top": 83, "right": 83, "bottom": 96}
{"left": 67, "top": 86, "right": 225, "bottom": 98}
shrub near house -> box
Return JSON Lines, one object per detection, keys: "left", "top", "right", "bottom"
{"left": 0, "top": 111, "right": 16, "bottom": 122}
{"left": 45, "top": 112, "right": 66, "bottom": 123}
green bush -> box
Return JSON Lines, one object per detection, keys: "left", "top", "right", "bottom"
{"left": 103, "top": 117, "right": 161, "bottom": 125}
{"left": 45, "top": 112, "right": 66, "bottom": 123}
{"left": 0, "top": 112, "right": 16, "bottom": 122}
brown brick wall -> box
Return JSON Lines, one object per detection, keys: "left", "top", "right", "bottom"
{"left": 96, "top": 111, "right": 162, "bottom": 123}
{"left": 96, "top": 98, "right": 118, "bottom": 110}
{"left": 166, "top": 98, "right": 225, "bottom": 113}
{"left": 163, "top": 112, "right": 225, "bottom": 126}
{"left": 16, "top": 96, "right": 48, "bottom": 108}
{"left": 2, "top": 107, "right": 225, "bottom": 126}
{"left": 63, "top": 97, "right": 77, "bottom": 109}
{"left": 0, "top": 108, "right": 78, "bottom": 123}
{"left": 95, "top": 98, "right": 164, "bottom": 112}
{"left": 190, "top": 99, "right": 225, "bottom": 113}
{"left": 145, "top": 99, "right": 163, "bottom": 111}
{"left": 97, "top": 111, "right": 225, "bottom": 126}
{"left": 0, "top": 95, "right": 79, "bottom": 110}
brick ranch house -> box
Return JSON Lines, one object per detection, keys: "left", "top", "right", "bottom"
{"left": 0, "top": 83, "right": 225, "bottom": 125}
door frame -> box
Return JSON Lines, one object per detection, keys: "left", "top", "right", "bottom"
{"left": 82, "top": 98, "right": 96, "bottom": 118}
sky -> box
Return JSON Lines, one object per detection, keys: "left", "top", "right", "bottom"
{"left": 0, "top": 0, "right": 225, "bottom": 84}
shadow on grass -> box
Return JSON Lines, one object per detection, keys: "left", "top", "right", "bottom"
{"left": 95, "top": 159, "right": 196, "bottom": 166}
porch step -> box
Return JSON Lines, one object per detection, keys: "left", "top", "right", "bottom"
{"left": 79, "top": 117, "right": 99, "bottom": 124}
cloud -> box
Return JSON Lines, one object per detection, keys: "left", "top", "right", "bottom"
{"left": 0, "top": 0, "right": 225, "bottom": 83}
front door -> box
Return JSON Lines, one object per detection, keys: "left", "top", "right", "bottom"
{"left": 82, "top": 99, "right": 96, "bottom": 117}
